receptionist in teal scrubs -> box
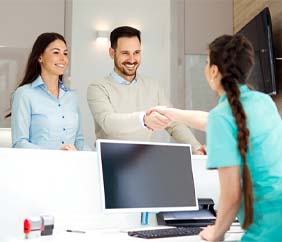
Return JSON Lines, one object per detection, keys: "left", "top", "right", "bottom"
{"left": 149, "top": 34, "right": 282, "bottom": 241}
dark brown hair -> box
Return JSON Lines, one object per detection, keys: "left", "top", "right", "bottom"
{"left": 209, "top": 34, "right": 255, "bottom": 229}
{"left": 110, "top": 26, "right": 141, "bottom": 49}
{"left": 5, "top": 32, "right": 66, "bottom": 118}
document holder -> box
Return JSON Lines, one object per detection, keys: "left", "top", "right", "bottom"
{"left": 156, "top": 198, "right": 216, "bottom": 227}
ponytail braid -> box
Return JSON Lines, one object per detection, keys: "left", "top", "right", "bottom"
{"left": 222, "top": 77, "right": 253, "bottom": 229}
{"left": 209, "top": 34, "right": 255, "bottom": 229}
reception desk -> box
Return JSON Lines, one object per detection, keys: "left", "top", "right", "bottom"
{"left": 0, "top": 148, "right": 241, "bottom": 241}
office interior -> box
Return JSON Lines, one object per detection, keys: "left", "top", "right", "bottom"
{"left": 0, "top": 0, "right": 282, "bottom": 241}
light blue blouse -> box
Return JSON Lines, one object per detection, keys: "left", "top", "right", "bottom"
{"left": 11, "top": 76, "right": 84, "bottom": 150}
{"left": 207, "top": 85, "right": 282, "bottom": 241}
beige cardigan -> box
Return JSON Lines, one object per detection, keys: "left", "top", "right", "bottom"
{"left": 87, "top": 74, "right": 201, "bottom": 151}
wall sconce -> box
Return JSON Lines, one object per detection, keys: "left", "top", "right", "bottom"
{"left": 96, "top": 30, "right": 109, "bottom": 42}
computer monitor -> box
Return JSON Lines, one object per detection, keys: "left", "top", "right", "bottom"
{"left": 237, "top": 7, "right": 276, "bottom": 95}
{"left": 96, "top": 139, "right": 198, "bottom": 213}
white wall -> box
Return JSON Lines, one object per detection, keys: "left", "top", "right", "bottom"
{"left": 0, "top": 0, "right": 65, "bottom": 128}
{"left": 69, "top": 0, "right": 171, "bottom": 148}
{"left": 0, "top": 0, "right": 64, "bottom": 48}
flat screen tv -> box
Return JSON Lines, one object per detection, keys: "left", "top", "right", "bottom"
{"left": 237, "top": 7, "right": 276, "bottom": 95}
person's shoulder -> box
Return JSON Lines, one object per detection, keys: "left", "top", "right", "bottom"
{"left": 15, "top": 83, "right": 32, "bottom": 92}
{"left": 208, "top": 100, "right": 235, "bottom": 129}
{"left": 137, "top": 74, "right": 157, "bottom": 82}
{"left": 66, "top": 88, "right": 78, "bottom": 98}
{"left": 87, "top": 76, "right": 114, "bottom": 98}
{"left": 209, "top": 99, "right": 229, "bottom": 116}
{"left": 88, "top": 75, "right": 113, "bottom": 88}
{"left": 245, "top": 88, "right": 275, "bottom": 108}
{"left": 208, "top": 108, "right": 235, "bottom": 134}
{"left": 137, "top": 74, "right": 160, "bottom": 88}
{"left": 13, "top": 84, "right": 33, "bottom": 98}
{"left": 250, "top": 89, "right": 272, "bottom": 100}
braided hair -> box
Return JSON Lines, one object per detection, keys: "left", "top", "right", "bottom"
{"left": 209, "top": 34, "right": 255, "bottom": 229}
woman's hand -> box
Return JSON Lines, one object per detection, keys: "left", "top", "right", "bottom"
{"left": 60, "top": 144, "right": 77, "bottom": 151}
{"left": 194, "top": 144, "right": 207, "bottom": 155}
{"left": 147, "top": 106, "right": 208, "bottom": 131}
{"left": 146, "top": 106, "right": 176, "bottom": 121}
{"left": 199, "top": 225, "right": 224, "bottom": 241}
{"left": 146, "top": 105, "right": 167, "bottom": 115}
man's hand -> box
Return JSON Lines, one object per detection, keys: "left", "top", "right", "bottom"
{"left": 144, "top": 111, "right": 171, "bottom": 131}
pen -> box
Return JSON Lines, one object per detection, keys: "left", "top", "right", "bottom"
{"left": 66, "top": 229, "right": 86, "bottom": 234}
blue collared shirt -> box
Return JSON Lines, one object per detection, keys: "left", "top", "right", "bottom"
{"left": 110, "top": 70, "right": 138, "bottom": 85}
{"left": 11, "top": 76, "right": 84, "bottom": 150}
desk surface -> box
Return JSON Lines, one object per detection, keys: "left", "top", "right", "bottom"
{"left": 0, "top": 149, "right": 220, "bottom": 241}
{"left": 11, "top": 225, "right": 243, "bottom": 242}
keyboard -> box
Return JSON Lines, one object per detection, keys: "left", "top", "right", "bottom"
{"left": 128, "top": 227, "right": 203, "bottom": 239}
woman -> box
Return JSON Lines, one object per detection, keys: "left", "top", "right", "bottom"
{"left": 10, "top": 32, "right": 84, "bottom": 150}
{"left": 150, "top": 35, "right": 282, "bottom": 241}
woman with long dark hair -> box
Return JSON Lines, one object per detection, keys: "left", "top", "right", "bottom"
{"left": 9, "top": 32, "right": 84, "bottom": 150}
{"left": 150, "top": 34, "right": 282, "bottom": 241}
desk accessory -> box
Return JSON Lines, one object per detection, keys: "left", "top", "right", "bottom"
{"left": 141, "top": 212, "right": 149, "bottom": 225}
{"left": 23, "top": 215, "right": 54, "bottom": 239}
{"left": 66, "top": 229, "right": 86, "bottom": 233}
{"left": 24, "top": 217, "right": 41, "bottom": 239}
{"left": 41, "top": 215, "right": 54, "bottom": 235}
{"left": 157, "top": 198, "right": 216, "bottom": 227}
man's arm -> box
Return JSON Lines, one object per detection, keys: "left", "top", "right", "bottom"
{"left": 166, "top": 122, "right": 202, "bottom": 152}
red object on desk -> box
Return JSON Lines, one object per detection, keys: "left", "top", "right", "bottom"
{"left": 24, "top": 219, "right": 31, "bottom": 234}
{"left": 23, "top": 217, "right": 42, "bottom": 239}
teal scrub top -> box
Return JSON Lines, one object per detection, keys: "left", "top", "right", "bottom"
{"left": 207, "top": 85, "right": 282, "bottom": 241}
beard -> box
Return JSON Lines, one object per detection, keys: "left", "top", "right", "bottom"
{"left": 114, "top": 59, "right": 140, "bottom": 79}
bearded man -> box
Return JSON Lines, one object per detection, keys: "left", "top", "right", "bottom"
{"left": 87, "top": 26, "right": 205, "bottom": 154}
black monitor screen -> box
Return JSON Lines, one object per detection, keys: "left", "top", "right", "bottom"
{"left": 238, "top": 7, "right": 276, "bottom": 95}
{"left": 96, "top": 140, "right": 198, "bottom": 212}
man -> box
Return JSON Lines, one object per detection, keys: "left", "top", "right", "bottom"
{"left": 87, "top": 26, "right": 205, "bottom": 154}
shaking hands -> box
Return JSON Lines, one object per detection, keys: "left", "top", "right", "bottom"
{"left": 143, "top": 106, "right": 171, "bottom": 131}
{"left": 143, "top": 112, "right": 171, "bottom": 131}
{"left": 144, "top": 106, "right": 207, "bottom": 155}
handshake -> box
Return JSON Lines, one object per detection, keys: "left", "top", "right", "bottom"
{"left": 143, "top": 106, "right": 173, "bottom": 131}
{"left": 143, "top": 106, "right": 207, "bottom": 155}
